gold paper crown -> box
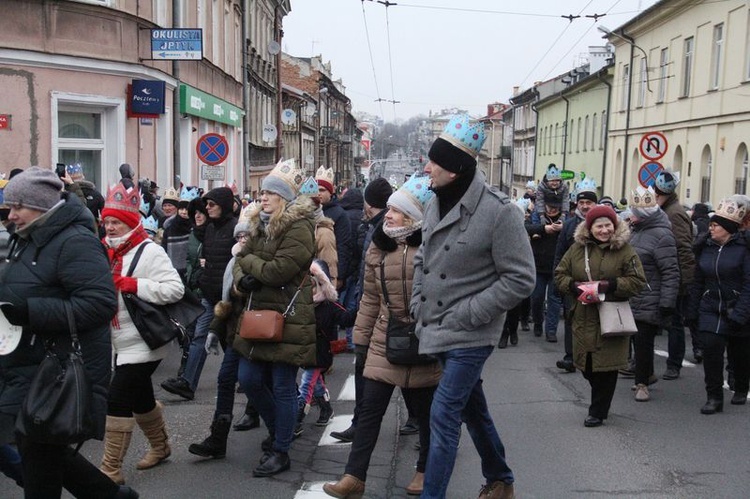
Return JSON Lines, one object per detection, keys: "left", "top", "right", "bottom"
{"left": 163, "top": 187, "right": 180, "bottom": 202}
{"left": 630, "top": 186, "right": 657, "bottom": 208}
{"left": 105, "top": 183, "right": 141, "bottom": 214}
{"left": 315, "top": 165, "right": 335, "bottom": 185}
{"left": 269, "top": 158, "right": 305, "bottom": 193}
{"left": 715, "top": 198, "right": 747, "bottom": 224}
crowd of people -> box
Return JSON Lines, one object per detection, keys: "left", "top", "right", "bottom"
{"left": 0, "top": 114, "right": 748, "bottom": 499}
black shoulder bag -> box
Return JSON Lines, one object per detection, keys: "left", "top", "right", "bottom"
{"left": 380, "top": 254, "right": 435, "bottom": 366}
{"left": 122, "top": 242, "right": 204, "bottom": 350}
{"left": 16, "top": 302, "right": 95, "bottom": 447}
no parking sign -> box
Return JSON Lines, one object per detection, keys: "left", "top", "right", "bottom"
{"left": 638, "top": 161, "right": 663, "bottom": 188}
{"left": 196, "top": 133, "right": 229, "bottom": 166}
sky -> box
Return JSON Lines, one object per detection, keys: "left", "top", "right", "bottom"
{"left": 282, "top": 0, "right": 659, "bottom": 122}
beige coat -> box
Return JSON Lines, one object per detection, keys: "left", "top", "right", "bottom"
{"left": 354, "top": 225, "right": 441, "bottom": 389}
{"left": 315, "top": 217, "right": 339, "bottom": 288}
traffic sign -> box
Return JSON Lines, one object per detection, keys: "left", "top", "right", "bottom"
{"left": 638, "top": 161, "right": 663, "bottom": 188}
{"left": 151, "top": 29, "right": 203, "bottom": 60}
{"left": 639, "top": 132, "right": 668, "bottom": 161}
{"left": 200, "top": 164, "right": 225, "bottom": 181}
{"left": 196, "top": 133, "right": 229, "bottom": 166}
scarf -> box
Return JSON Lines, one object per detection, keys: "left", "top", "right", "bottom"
{"left": 383, "top": 221, "right": 421, "bottom": 243}
{"left": 102, "top": 225, "right": 150, "bottom": 328}
{"left": 259, "top": 210, "right": 272, "bottom": 229}
{"left": 432, "top": 167, "right": 475, "bottom": 219}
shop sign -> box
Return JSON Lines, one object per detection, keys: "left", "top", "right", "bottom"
{"left": 130, "top": 80, "right": 166, "bottom": 115}
{"left": 151, "top": 29, "right": 203, "bottom": 60}
{"left": 180, "top": 84, "right": 243, "bottom": 127}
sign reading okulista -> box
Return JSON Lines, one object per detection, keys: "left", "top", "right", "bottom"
{"left": 179, "top": 84, "right": 243, "bottom": 127}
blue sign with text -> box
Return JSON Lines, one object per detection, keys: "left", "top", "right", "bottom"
{"left": 151, "top": 29, "right": 203, "bottom": 60}
{"left": 131, "top": 80, "right": 166, "bottom": 115}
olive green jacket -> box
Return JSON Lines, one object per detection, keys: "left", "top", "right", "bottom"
{"left": 555, "top": 221, "right": 646, "bottom": 372}
{"left": 232, "top": 197, "right": 317, "bottom": 366}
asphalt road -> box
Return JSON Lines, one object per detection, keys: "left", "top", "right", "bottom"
{"left": 5, "top": 324, "right": 750, "bottom": 498}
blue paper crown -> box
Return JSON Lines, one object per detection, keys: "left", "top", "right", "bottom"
{"left": 180, "top": 185, "right": 200, "bottom": 202}
{"left": 655, "top": 169, "right": 680, "bottom": 193}
{"left": 141, "top": 215, "right": 159, "bottom": 235}
{"left": 546, "top": 165, "right": 562, "bottom": 181}
{"left": 576, "top": 177, "right": 597, "bottom": 194}
{"left": 439, "top": 115, "right": 486, "bottom": 158}
{"left": 139, "top": 197, "right": 151, "bottom": 217}
{"left": 66, "top": 163, "right": 83, "bottom": 177}
{"left": 397, "top": 174, "right": 434, "bottom": 209}
{"left": 298, "top": 176, "right": 320, "bottom": 196}
{"left": 516, "top": 198, "right": 531, "bottom": 212}
{"left": 525, "top": 180, "right": 537, "bottom": 190}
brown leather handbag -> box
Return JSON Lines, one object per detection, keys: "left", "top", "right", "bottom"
{"left": 239, "top": 275, "right": 308, "bottom": 342}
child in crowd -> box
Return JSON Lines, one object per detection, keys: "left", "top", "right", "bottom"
{"left": 533, "top": 164, "right": 569, "bottom": 223}
{"left": 296, "top": 260, "right": 357, "bottom": 437}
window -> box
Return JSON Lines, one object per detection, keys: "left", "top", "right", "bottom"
{"left": 657, "top": 48, "right": 668, "bottom": 103}
{"left": 554, "top": 123, "right": 559, "bottom": 154}
{"left": 621, "top": 64, "right": 630, "bottom": 110}
{"left": 682, "top": 37, "right": 694, "bottom": 97}
{"left": 569, "top": 120, "right": 574, "bottom": 153}
{"left": 583, "top": 115, "right": 589, "bottom": 151}
{"left": 591, "top": 114, "right": 597, "bottom": 151}
{"left": 576, "top": 117, "right": 581, "bottom": 152}
{"left": 153, "top": 0, "right": 167, "bottom": 26}
{"left": 710, "top": 24, "right": 724, "bottom": 90}
{"left": 212, "top": 0, "right": 220, "bottom": 63}
{"left": 637, "top": 57, "right": 647, "bottom": 107}
{"left": 600, "top": 110, "right": 607, "bottom": 150}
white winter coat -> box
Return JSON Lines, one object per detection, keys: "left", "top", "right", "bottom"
{"left": 111, "top": 240, "right": 185, "bottom": 365}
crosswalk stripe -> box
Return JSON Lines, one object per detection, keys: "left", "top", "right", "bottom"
{"left": 654, "top": 349, "right": 696, "bottom": 368}
{"left": 319, "top": 415, "right": 353, "bottom": 446}
{"left": 338, "top": 374, "right": 356, "bottom": 401}
{"left": 295, "top": 481, "right": 331, "bottom": 498}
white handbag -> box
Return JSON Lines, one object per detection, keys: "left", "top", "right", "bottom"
{"left": 584, "top": 245, "right": 637, "bottom": 337}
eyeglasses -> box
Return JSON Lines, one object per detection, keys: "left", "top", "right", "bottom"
{"left": 205, "top": 200, "right": 218, "bottom": 208}
{"left": 235, "top": 233, "right": 248, "bottom": 241}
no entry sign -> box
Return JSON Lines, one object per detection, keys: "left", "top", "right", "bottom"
{"left": 638, "top": 161, "right": 663, "bottom": 188}
{"left": 196, "top": 133, "right": 229, "bottom": 166}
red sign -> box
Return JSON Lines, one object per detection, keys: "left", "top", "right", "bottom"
{"left": 361, "top": 139, "right": 371, "bottom": 152}
{"left": 0, "top": 115, "right": 10, "bottom": 130}
{"left": 196, "top": 133, "right": 229, "bottom": 166}
{"left": 639, "top": 132, "right": 668, "bottom": 161}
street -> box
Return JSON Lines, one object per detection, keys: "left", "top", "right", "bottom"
{"left": 6, "top": 325, "right": 750, "bottom": 499}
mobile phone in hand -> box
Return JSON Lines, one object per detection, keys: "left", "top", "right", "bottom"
{"left": 55, "top": 163, "right": 66, "bottom": 178}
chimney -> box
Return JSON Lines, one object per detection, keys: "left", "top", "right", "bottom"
{"left": 512, "top": 86, "right": 520, "bottom": 96}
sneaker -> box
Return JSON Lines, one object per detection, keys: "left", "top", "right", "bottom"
{"left": 315, "top": 399, "right": 334, "bottom": 426}
{"left": 293, "top": 423, "right": 303, "bottom": 439}
{"left": 662, "top": 367, "right": 680, "bottom": 380}
{"left": 160, "top": 377, "right": 195, "bottom": 400}
{"left": 399, "top": 418, "right": 419, "bottom": 435}
{"left": 631, "top": 374, "right": 658, "bottom": 390}
{"left": 330, "top": 424, "right": 356, "bottom": 442}
{"left": 545, "top": 334, "right": 558, "bottom": 343}
{"left": 634, "top": 384, "right": 650, "bottom": 402}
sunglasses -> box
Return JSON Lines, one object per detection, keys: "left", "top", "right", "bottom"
{"left": 205, "top": 200, "right": 218, "bottom": 208}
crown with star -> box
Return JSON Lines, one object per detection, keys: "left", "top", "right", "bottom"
{"left": 299, "top": 176, "right": 320, "bottom": 197}
{"left": 105, "top": 183, "right": 141, "bottom": 214}
{"left": 630, "top": 186, "right": 657, "bottom": 208}
{"left": 575, "top": 177, "right": 597, "bottom": 194}
{"left": 180, "top": 185, "right": 200, "bottom": 202}
{"left": 546, "top": 164, "right": 562, "bottom": 181}
{"left": 141, "top": 215, "right": 159, "bottom": 235}
{"left": 66, "top": 163, "right": 84, "bottom": 179}
{"left": 438, "top": 114, "right": 486, "bottom": 158}
{"left": 714, "top": 198, "right": 747, "bottom": 224}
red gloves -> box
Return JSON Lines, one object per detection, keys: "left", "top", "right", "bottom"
{"left": 113, "top": 275, "right": 138, "bottom": 294}
{"left": 576, "top": 281, "right": 602, "bottom": 305}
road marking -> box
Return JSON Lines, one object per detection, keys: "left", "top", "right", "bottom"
{"left": 338, "top": 374, "right": 356, "bottom": 401}
{"left": 654, "top": 349, "right": 696, "bottom": 368}
{"left": 295, "top": 481, "right": 331, "bottom": 498}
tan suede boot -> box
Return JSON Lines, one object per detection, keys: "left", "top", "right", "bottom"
{"left": 100, "top": 416, "right": 135, "bottom": 484}
{"left": 322, "top": 474, "right": 365, "bottom": 498}
{"left": 134, "top": 401, "right": 171, "bottom": 470}
{"left": 405, "top": 471, "right": 424, "bottom": 495}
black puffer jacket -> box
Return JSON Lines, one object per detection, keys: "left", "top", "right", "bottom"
{"left": 687, "top": 233, "right": 750, "bottom": 336}
{"left": 629, "top": 210, "right": 680, "bottom": 325}
{"left": 526, "top": 211, "right": 562, "bottom": 274}
{"left": 199, "top": 188, "right": 238, "bottom": 304}
{"left": 339, "top": 188, "right": 364, "bottom": 277}
{"left": 0, "top": 193, "right": 117, "bottom": 444}
{"left": 323, "top": 198, "right": 352, "bottom": 285}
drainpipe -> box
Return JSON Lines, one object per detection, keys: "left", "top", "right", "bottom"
{"left": 172, "top": 0, "right": 181, "bottom": 180}
{"left": 620, "top": 31, "right": 636, "bottom": 199}
{"left": 274, "top": 5, "right": 283, "bottom": 162}
{"left": 242, "top": 0, "right": 249, "bottom": 190}
{"left": 597, "top": 68, "right": 613, "bottom": 192}
{"left": 560, "top": 93, "right": 570, "bottom": 169}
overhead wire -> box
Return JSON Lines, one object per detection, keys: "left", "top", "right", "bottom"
{"left": 360, "top": 1, "right": 386, "bottom": 120}
{"left": 383, "top": 3, "right": 399, "bottom": 121}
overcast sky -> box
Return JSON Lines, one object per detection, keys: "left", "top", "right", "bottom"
{"left": 282, "top": 0, "right": 658, "bottom": 122}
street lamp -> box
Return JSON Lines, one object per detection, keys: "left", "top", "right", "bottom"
{"left": 598, "top": 25, "right": 652, "bottom": 93}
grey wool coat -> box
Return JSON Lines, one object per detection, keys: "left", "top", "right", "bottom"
{"left": 411, "top": 171, "right": 536, "bottom": 354}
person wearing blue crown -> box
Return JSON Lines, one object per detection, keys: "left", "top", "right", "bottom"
{"left": 532, "top": 163, "right": 570, "bottom": 224}
{"left": 411, "top": 115, "right": 535, "bottom": 499}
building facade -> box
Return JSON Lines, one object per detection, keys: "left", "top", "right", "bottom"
{"left": 0, "top": 0, "right": 245, "bottom": 193}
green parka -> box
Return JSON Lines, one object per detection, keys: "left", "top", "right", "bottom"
{"left": 555, "top": 220, "right": 646, "bottom": 372}
{"left": 232, "top": 197, "right": 317, "bottom": 366}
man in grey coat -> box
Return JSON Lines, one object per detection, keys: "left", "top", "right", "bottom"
{"left": 411, "top": 115, "right": 535, "bottom": 499}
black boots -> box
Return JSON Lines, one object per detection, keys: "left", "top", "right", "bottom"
{"left": 315, "top": 396, "right": 335, "bottom": 426}
{"left": 253, "top": 450, "right": 290, "bottom": 477}
{"left": 498, "top": 330, "right": 509, "bottom": 349}
{"left": 700, "top": 399, "right": 723, "bottom": 414}
{"left": 233, "top": 403, "right": 260, "bottom": 431}
{"left": 188, "top": 415, "right": 232, "bottom": 458}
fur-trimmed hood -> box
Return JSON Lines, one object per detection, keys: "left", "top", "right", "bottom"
{"left": 243, "top": 196, "right": 316, "bottom": 240}
{"left": 310, "top": 260, "right": 338, "bottom": 303}
{"left": 573, "top": 217, "right": 630, "bottom": 250}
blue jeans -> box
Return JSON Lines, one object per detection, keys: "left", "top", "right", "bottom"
{"left": 298, "top": 367, "right": 327, "bottom": 408}
{"left": 530, "top": 273, "right": 561, "bottom": 336}
{"left": 422, "top": 346, "right": 513, "bottom": 499}
{"left": 215, "top": 345, "right": 242, "bottom": 418}
{"left": 181, "top": 298, "right": 214, "bottom": 391}
{"left": 238, "top": 358, "right": 298, "bottom": 453}
{"left": 666, "top": 295, "right": 686, "bottom": 371}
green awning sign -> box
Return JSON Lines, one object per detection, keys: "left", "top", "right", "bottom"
{"left": 179, "top": 84, "right": 243, "bottom": 127}
{"left": 560, "top": 170, "right": 575, "bottom": 180}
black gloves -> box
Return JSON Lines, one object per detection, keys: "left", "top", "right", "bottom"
{"left": 0, "top": 302, "right": 29, "bottom": 326}
{"left": 598, "top": 279, "right": 617, "bottom": 295}
{"left": 659, "top": 307, "right": 675, "bottom": 328}
{"left": 569, "top": 281, "right": 583, "bottom": 296}
{"left": 238, "top": 275, "right": 262, "bottom": 293}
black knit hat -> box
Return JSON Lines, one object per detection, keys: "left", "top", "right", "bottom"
{"left": 203, "top": 187, "right": 234, "bottom": 218}
{"left": 364, "top": 178, "right": 393, "bottom": 209}
{"left": 188, "top": 197, "right": 207, "bottom": 220}
{"left": 428, "top": 137, "right": 477, "bottom": 174}
{"left": 711, "top": 214, "right": 739, "bottom": 234}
